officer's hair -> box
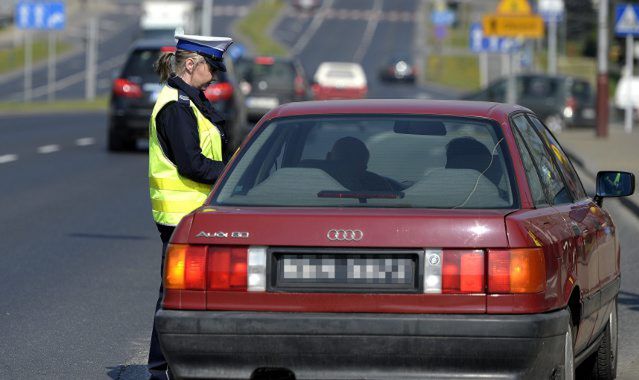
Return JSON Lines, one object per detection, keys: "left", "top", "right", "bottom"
{"left": 154, "top": 49, "right": 206, "bottom": 83}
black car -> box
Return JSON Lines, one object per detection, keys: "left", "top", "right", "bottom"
{"left": 107, "top": 39, "right": 247, "bottom": 151}
{"left": 462, "top": 73, "right": 596, "bottom": 131}
{"left": 378, "top": 55, "right": 417, "bottom": 83}
{"left": 235, "top": 56, "right": 310, "bottom": 122}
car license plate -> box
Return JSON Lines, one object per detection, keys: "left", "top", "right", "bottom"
{"left": 582, "top": 108, "right": 595, "bottom": 119}
{"left": 246, "top": 96, "right": 279, "bottom": 109}
{"left": 274, "top": 253, "right": 418, "bottom": 291}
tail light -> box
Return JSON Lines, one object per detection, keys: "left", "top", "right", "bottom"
{"left": 204, "top": 82, "right": 234, "bottom": 102}
{"left": 442, "top": 250, "right": 485, "bottom": 293}
{"left": 564, "top": 96, "right": 577, "bottom": 118}
{"left": 488, "top": 249, "right": 545, "bottom": 293}
{"left": 255, "top": 56, "right": 275, "bottom": 65}
{"left": 164, "top": 244, "right": 267, "bottom": 292}
{"left": 424, "top": 248, "right": 545, "bottom": 294}
{"left": 112, "top": 78, "right": 142, "bottom": 98}
{"left": 294, "top": 75, "right": 306, "bottom": 97}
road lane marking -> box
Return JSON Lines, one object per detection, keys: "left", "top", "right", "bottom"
{"left": 290, "top": 0, "right": 334, "bottom": 55}
{"left": 353, "top": 0, "right": 383, "bottom": 62}
{"left": 37, "top": 145, "right": 60, "bottom": 154}
{"left": 76, "top": 138, "right": 96, "bottom": 146}
{"left": 0, "top": 154, "right": 18, "bottom": 164}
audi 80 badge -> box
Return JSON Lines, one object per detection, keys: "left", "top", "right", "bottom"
{"left": 155, "top": 100, "right": 634, "bottom": 380}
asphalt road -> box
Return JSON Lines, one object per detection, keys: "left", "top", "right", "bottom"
{"left": 2, "top": 1, "right": 639, "bottom": 379}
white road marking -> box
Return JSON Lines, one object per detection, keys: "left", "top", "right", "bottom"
{"left": 37, "top": 145, "right": 60, "bottom": 154}
{"left": 0, "top": 154, "right": 18, "bottom": 164}
{"left": 76, "top": 137, "right": 96, "bottom": 146}
{"left": 290, "top": 0, "right": 335, "bottom": 55}
{"left": 353, "top": 0, "right": 383, "bottom": 63}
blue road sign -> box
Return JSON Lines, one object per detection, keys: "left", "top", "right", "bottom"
{"left": 431, "top": 10, "right": 455, "bottom": 26}
{"left": 15, "top": 1, "right": 66, "bottom": 30}
{"left": 469, "top": 23, "right": 521, "bottom": 54}
{"left": 615, "top": 4, "right": 639, "bottom": 37}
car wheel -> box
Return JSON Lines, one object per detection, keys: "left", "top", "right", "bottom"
{"left": 564, "top": 318, "right": 575, "bottom": 380}
{"left": 590, "top": 300, "right": 618, "bottom": 379}
{"left": 544, "top": 114, "right": 565, "bottom": 133}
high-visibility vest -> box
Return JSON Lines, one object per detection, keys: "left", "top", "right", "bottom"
{"left": 148, "top": 85, "right": 223, "bottom": 226}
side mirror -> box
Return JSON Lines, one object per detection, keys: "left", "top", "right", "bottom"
{"left": 594, "top": 171, "right": 635, "bottom": 206}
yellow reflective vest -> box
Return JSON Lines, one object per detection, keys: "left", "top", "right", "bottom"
{"left": 148, "top": 85, "right": 223, "bottom": 226}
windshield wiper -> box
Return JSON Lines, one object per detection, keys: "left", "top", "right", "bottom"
{"left": 317, "top": 190, "right": 405, "bottom": 204}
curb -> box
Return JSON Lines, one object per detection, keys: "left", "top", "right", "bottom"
{"left": 565, "top": 148, "right": 639, "bottom": 218}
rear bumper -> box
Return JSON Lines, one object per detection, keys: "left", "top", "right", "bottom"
{"left": 156, "top": 308, "right": 570, "bottom": 380}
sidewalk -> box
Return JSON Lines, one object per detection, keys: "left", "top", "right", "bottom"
{"left": 556, "top": 122, "right": 639, "bottom": 213}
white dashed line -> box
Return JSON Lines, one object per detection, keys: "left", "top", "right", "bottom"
{"left": 76, "top": 137, "right": 96, "bottom": 146}
{"left": 37, "top": 145, "right": 60, "bottom": 154}
{"left": 0, "top": 154, "right": 18, "bottom": 164}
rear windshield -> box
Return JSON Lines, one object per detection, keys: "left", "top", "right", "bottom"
{"left": 237, "top": 61, "right": 296, "bottom": 88}
{"left": 213, "top": 115, "right": 517, "bottom": 209}
{"left": 570, "top": 80, "right": 592, "bottom": 101}
{"left": 121, "top": 48, "right": 163, "bottom": 82}
{"left": 121, "top": 48, "right": 229, "bottom": 83}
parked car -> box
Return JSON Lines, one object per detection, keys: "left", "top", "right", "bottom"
{"left": 462, "top": 74, "right": 596, "bottom": 131}
{"left": 107, "top": 38, "right": 247, "bottom": 151}
{"left": 155, "top": 99, "right": 634, "bottom": 379}
{"left": 311, "top": 62, "right": 367, "bottom": 100}
{"left": 235, "top": 56, "right": 310, "bottom": 122}
{"left": 378, "top": 54, "right": 417, "bottom": 83}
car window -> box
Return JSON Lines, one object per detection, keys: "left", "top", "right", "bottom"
{"left": 214, "top": 115, "right": 517, "bottom": 209}
{"left": 528, "top": 115, "right": 587, "bottom": 200}
{"left": 121, "top": 48, "right": 163, "bottom": 82}
{"left": 569, "top": 80, "right": 593, "bottom": 102}
{"left": 239, "top": 61, "right": 296, "bottom": 88}
{"left": 511, "top": 125, "right": 548, "bottom": 207}
{"left": 511, "top": 114, "right": 572, "bottom": 205}
{"left": 521, "top": 77, "right": 559, "bottom": 99}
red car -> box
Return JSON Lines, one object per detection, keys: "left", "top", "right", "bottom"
{"left": 155, "top": 100, "right": 634, "bottom": 380}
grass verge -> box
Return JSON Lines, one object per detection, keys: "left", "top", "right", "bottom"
{"left": 234, "top": 0, "right": 288, "bottom": 56}
{"left": 426, "top": 55, "right": 479, "bottom": 91}
{"left": 0, "top": 97, "right": 108, "bottom": 114}
{"left": 0, "top": 39, "right": 73, "bottom": 76}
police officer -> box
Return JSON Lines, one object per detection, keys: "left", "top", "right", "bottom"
{"left": 147, "top": 34, "right": 233, "bottom": 380}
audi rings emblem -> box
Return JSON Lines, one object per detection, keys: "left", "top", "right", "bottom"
{"left": 327, "top": 229, "right": 364, "bottom": 241}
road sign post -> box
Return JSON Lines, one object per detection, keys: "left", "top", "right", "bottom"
{"left": 615, "top": 4, "right": 639, "bottom": 134}
{"left": 15, "top": 1, "right": 66, "bottom": 102}
{"left": 539, "top": 0, "right": 564, "bottom": 75}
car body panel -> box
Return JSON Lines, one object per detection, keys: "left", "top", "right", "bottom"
{"left": 157, "top": 99, "right": 623, "bottom": 379}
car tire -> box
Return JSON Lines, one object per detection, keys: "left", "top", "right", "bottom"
{"left": 544, "top": 114, "right": 565, "bottom": 133}
{"left": 586, "top": 300, "right": 618, "bottom": 379}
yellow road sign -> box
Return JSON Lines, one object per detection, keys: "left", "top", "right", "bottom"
{"left": 497, "top": 0, "right": 532, "bottom": 15}
{"left": 482, "top": 14, "right": 544, "bottom": 38}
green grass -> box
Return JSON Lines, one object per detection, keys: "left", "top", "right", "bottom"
{"left": 235, "top": 0, "right": 288, "bottom": 56}
{"left": 0, "top": 96, "right": 108, "bottom": 114}
{"left": 426, "top": 55, "right": 479, "bottom": 91}
{"left": 0, "top": 39, "right": 73, "bottom": 76}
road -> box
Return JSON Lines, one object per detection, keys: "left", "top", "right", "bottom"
{"left": 1, "top": 0, "right": 639, "bottom": 379}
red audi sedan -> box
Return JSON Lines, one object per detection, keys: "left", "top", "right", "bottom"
{"left": 155, "top": 100, "right": 634, "bottom": 380}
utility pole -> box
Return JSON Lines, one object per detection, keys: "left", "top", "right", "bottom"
{"left": 85, "top": 16, "right": 98, "bottom": 100}
{"left": 548, "top": 15, "right": 558, "bottom": 74}
{"left": 202, "top": 0, "right": 213, "bottom": 35}
{"left": 596, "top": 0, "right": 609, "bottom": 138}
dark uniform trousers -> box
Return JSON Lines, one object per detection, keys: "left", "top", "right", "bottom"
{"left": 148, "top": 224, "right": 175, "bottom": 380}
